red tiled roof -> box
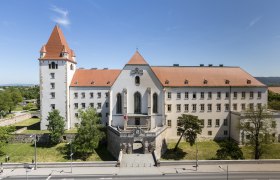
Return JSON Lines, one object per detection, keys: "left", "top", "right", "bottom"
{"left": 268, "top": 87, "right": 280, "bottom": 94}
{"left": 38, "top": 25, "right": 76, "bottom": 63}
{"left": 70, "top": 69, "right": 121, "bottom": 87}
{"left": 151, "top": 66, "right": 265, "bottom": 87}
{"left": 126, "top": 51, "right": 148, "bottom": 65}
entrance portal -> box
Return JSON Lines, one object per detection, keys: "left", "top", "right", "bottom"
{"left": 133, "top": 141, "right": 143, "bottom": 154}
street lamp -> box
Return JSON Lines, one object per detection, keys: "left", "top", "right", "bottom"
{"left": 219, "top": 165, "right": 229, "bottom": 180}
{"left": 30, "top": 134, "right": 37, "bottom": 170}
{"left": 187, "top": 128, "right": 198, "bottom": 171}
{"left": 67, "top": 140, "right": 73, "bottom": 173}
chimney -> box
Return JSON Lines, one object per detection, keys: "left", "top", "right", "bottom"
{"left": 200, "top": 64, "right": 204, "bottom": 67}
{"left": 173, "top": 64, "right": 179, "bottom": 67}
{"left": 208, "top": 64, "right": 213, "bottom": 67}
{"left": 219, "top": 64, "right": 224, "bottom": 67}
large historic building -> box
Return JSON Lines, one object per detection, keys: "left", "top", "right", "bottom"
{"left": 39, "top": 25, "right": 275, "bottom": 158}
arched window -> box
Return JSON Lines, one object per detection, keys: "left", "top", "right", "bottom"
{"left": 153, "top": 93, "right": 158, "bottom": 113}
{"left": 135, "top": 76, "right": 140, "bottom": 85}
{"left": 116, "top": 93, "right": 122, "bottom": 114}
{"left": 49, "top": 62, "right": 58, "bottom": 69}
{"left": 134, "top": 92, "right": 141, "bottom": 114}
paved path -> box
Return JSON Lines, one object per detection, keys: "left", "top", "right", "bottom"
{"left": 121, "top": 154, "right": 154, "bottom": 168}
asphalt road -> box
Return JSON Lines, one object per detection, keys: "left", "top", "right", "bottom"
{"left": 3, "top": 172, "right": 280, "bottom": 180}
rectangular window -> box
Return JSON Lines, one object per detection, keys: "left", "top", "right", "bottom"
{"left": 258, "top": 92, "right": 262, "bottom": 99}
{"left": 217, "top": 104, "right": 221, "bottom": 111}
{"left": 257, "top": 103, "right": 262, "bottom": 110}
{"left": 97, "top": 103, "right": 101, "bottom": 109}
{"left": 233, "top": 92, "right": 237, "bottom": 99}
{"left": 241, "top": 103, "right": 246, "bottom": 111}
{"left": 193, "top": 92, "right": 197, "bottom": 99}
{"left": 167, "top": 120, "right": 172, "bottom": 127}
{"left": 167, "top": 92, "right": 171, "bottom": 99}
{"left": 50, "top": 73, "right": 55, "bottom": 79}
{"left": 90, "top": 92, "right": 94, "bottom": 98}
{"left": 223, "top": 119, "right": 228, "bottom": 126}
{"left": 167, "top": 104, "right": 172, "bottom": 112}
{"left": 90, "top": 103, "right": 94, "bottom": 108}
{"left": 177, "top": 131, "right": 181, "bottom": 136}
{"left": 200, "top": 119, "right": 204, "bottom": 127}
{"left": 233, "top": 103, "right": 237, "bottom": 111}
{"left": 242, "top": 92, "right": 246, "bottom": 99}
{"left": 106, "top": 102, "right": 109, "bottom": 108}
{"left": 225, "top": 92, "right": 229, "bottom": 99}
{"left": 98, "top": 92, "right": 101, "bottom": 98}
{"left": 184, "top": 104, "right": 189, "bottom": 112}
{"left": 106, "top": 113, "right": 109, "bottom": 117}
{"left": 249, "top": 103, "right": 254, "bottom": 110}
{"left": 208, "top": 119, "right": 212, "bottom": 127}
{"left": 81, "top": 103, "right": 86, "bottom": 109}
{"left": 185, "top": 92, "right": 189, "bottom": 99}
{"left": 207, "top": 104, "right": 212, "bottom": 112}
{"left": 272, "top": 121, "right": 276, "bottom": 128}
{"left": 50, "top": 83, "right": 55, "bottom": 89}
{"left": 192, "top": 104, "right": 197, "bottom": 111}
{"left": 208, "top": 92, "right": 212, "bottom": 99}
{"left": 217, "top": 92, "right": 221, "bottom": 99}
{"left": 208, "top": 131, "right": 212, "bottom": 136}
{"left": 177, "top": 92, "right": 181, "bottom": 99}
{"left": 51, "top": 104, "right": 55, "bottom": 110}
{"left": 176, "top": 104, "right": 181, "bottom": 112}
{"left": 50, "top": 92, "right": 55, "bottom": 99}
{"left": 200, "top": 92, "right": 204, "bottom": 99}
{"left": 225, "top": 104, "right": 229, "bottom": 111}
{"left": 74, "top": 93, "right": 78, "bottom": 98}
{"left": 81, "top": 92, "right": 85, "bottom": 99}
{"left": 224, "top": 130, "right": 228, "bottom": 136}
{"left": 75, "top": 113, "right": 78, "bottom": 118}
{"left": 250, "top": 91, "right": 254, "bottom": 99}
{"left": 200, "top": 104, "right": 205, "bottom": 111}
{"left": 105, "top": 92, "right": 109, "bottom": 98}
{"left": 215, "top": 119, "right": 220, "bottom": 127}
{"left": 74, "top": 103, "right": 78, "bottom": 109}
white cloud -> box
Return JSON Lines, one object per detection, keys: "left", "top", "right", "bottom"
{"left": 50, "top": 5, "right": 70, "bottom": 27}
{"left": 248, "top": 16, "right": 262, "bottom": 28}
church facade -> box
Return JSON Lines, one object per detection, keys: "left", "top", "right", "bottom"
{"left": 39, "top": 26, "right": 269, "bottom": 158}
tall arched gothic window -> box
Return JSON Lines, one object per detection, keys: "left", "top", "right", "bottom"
{"left": 153, "top": 93, "right": 158, "bottom": 113}
{"left": 116, "top": 93, "right": 122, "bottom": 114}
{"left": 134, "top": 92, "right": 141, "bottom": 114}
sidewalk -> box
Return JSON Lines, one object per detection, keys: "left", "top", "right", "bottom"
{"left": 1, "top": 163, "right": 280, "bottom": 178}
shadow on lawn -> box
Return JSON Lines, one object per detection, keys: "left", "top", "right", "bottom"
{"left": 161, "top": 147, "right": 187, "bottom": 160}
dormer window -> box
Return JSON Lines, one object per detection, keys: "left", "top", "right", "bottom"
{"left": 91, "top": 81, "right": 95, "bottom": 85}
{"left": 247, "top": 79, "right": 251, "bottom": 84}
{"left": 49, "top": 62, "right": 58, "bottom": 69}
{"left": 74, "top": 81, "right": 78, "bottom": 85}
{"left": 184, "top": 80, "right": 188, "bottom": 85}
{"left": 135, "top": 76, "right": 140, "bottom": 85}
{"left": 225, "top": 80, "right": 230, "bottom": 84}
{"left": 165, "top": 80, "right": 169, "bottom": 84}
{"left": 203, "top": 79, "right": 208, "bottom": 84}
{"left": 107, "top": 81, "right": 110, "bottom": 85}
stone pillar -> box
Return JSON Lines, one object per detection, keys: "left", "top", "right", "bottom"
{"left": 127, "top": 143, "right": 132, "bottom": 154}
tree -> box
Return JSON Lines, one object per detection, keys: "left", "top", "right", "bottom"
{"left": 72, "top": 108, "right": 104, "bottom": 159}
{"left": 216, "top": 140, "right": 244, "bottom": 160}
{"left": 0, "top": 92, "right": 9, "bottom": 118}
{"left": 0, "top": 126, "right": 15, "bottom": 155}
{"left": 47, "top": 109, "right": 65, "bottom": 145}
{"left": 239, "top": 105, "right": 274, "bottom": 159}
{"left": 174, "top": 114, "right": 202, "bottom": 151}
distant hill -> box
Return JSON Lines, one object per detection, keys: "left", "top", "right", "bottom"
{"left": 255, "top": 77, "right": 280, "bottom": 86}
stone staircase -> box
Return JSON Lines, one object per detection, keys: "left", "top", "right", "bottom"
{"left": 120, "top": 154, "right": 155, "bottom": 167}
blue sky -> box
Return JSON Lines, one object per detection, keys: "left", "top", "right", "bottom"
{"left": 0, "top": 0, "right": 280, "bottom": 84}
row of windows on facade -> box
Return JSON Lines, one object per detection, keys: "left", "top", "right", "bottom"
{"left": 48, "top": 62, "right": 74, "bottom": 70}
{"left": 73, "top": 102, "right": 109, "bottom": 109}
{"left": 73, "top": 92, "right": 109, "bottom": 99}
{"left": 176, "top": 130, "right": 228, "bottom": 136}
{"left": 115, "top": 92, "right": 158, "bottom": 114}
{"left": 167, "top": 91, "right": 262, "bottom": 100}
{"left": 74, "top": 112, "right": 109, "bottom": 118}
{"left": 167, "top": 118, "right": 228, "bottom": 128}
{"left": 167, "top": 103, "right": 262, "bottom": 112}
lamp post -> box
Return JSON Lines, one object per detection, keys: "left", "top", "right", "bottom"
{"left": 67, "top": 141, "right": 73, "bottom": 173}
{"left": 188, "top": 128, "right": 198, "bottom": 171}
{"left": 219, "top": 165, "right": 229, "bottom": 180}
{"left": 30, "top": 134, "right": 37, "bottom": 170}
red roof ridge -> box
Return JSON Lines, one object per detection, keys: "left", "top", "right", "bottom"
{"left": 126, "top": 51, "right": 149, "bottom": 65}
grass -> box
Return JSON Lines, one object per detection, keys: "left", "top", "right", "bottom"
{"left": 13, "top": 118, "right": 40, "bottom": 127}
{"left": 0, "top": 143, "right": 115, "bottom": 163}
{"left": 65, "top": 128, "right": 77, "bottom": 134}
{"left": 20, "top": 130, "right": 50, "bottom": 134}
{"left": 162, "top": 140, "right": 280, "bottom": 160}
{"left": 14, "top": 105, "right": 23, "bottom": 111}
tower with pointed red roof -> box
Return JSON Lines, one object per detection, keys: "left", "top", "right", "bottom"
{"left": 39, "top": 25, "right": 77, "bottom": 130}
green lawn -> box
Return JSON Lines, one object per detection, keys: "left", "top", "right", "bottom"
{"left": 14, "top": 118, "right": 40, "bottom": 127}
{"left": 1, "top": 143, "right": 115, "bottom": 162}
{"left": 162, "top": 140, "right": 280, "bottom": 160}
